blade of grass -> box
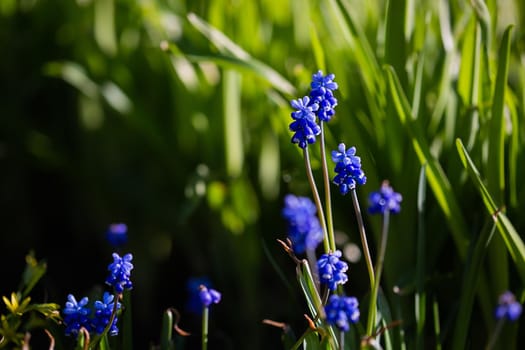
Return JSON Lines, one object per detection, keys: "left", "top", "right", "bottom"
{"left": 384, "top": 64, "right": 470, "bottom": 258}
{"left": 415, "top": 165, "right": 427, "bottom": 350}
{"left": 451, "top": 221, "right": 497, "bottom": 350}
{"left": 186, "top": 13, "right": 296, "bottom": 95}
{"left": 456, "top": 138, "right": 525, "bottom": 283}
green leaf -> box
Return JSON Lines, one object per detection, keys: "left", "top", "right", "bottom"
{"left": 160, "top": 309, "right": 174, "bottom": 350}
{"left": 19, "top": 253, "right": 47, "bottom": 298}
{"left": 487, "top": 24, "right": 513, "bottom": 203}
{"left": 384, "top": 65, "right": 470, "bottom": 259}
{"left": 456, "top": 138, "right": 525, "bottom": 283}
{"left": 186, "top": 13, "right": 296, "bottom": 95}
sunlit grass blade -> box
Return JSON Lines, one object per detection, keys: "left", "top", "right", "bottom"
{"left": 456, "top": 138, "right": 525, "bottom": 283}
{"left": 223, "top": 69, "right": 243, "bottom": 178}
{"left": 432, "top": 296, "right": 442, "bottom": 350}
{"left": 186, "top": 13, "right": 296, "bottom": 95}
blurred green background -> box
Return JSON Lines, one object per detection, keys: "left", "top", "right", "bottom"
{"left": 1, "top": 0, "right": 525, "bottom": 349}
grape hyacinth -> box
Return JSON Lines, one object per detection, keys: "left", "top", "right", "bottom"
{"left": 63, "top": 294, "right": 90, "bottom": 336}
{"left": 199, "top": 285, "right": 222, "bottom": 308}
{"left": 92, "top": 292, "right": 121, "bottom": 336}
{"left": 281, "top": 194, "right": 323, "bottom": 254}
{"left": 324, "top": 295, "right": 360, "bottom": 332}
{"left": 309, "top": 70, "right": 338, "bottom": 122}
{"left": 368, "top": 181, "right": 403, "bottom": 215}
{"left": 495, "top": 291, "right": 522, "bottom": 321}
{"left": 317, "top": 250, "right": 349, "bottom": 291}
{"left": 332, "top": 143, "right": 367, "bottom": 195}
{"left": 106, "top": 253, "right": 134, "bottom": 293}
{"left": 105, "top": 223, "right": 128, "bottom": 248}
{"left": 289, "top": 96, "right": 321, "bottom": 148}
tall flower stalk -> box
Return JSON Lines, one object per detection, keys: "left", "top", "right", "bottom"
{"left": 199, "top": 285, "right": 221, "bottom": 350}
{"left": 365, "top": 181, "right": 402, "bottom": 335}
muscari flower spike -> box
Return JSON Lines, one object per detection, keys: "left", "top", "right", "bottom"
{"left": 106, "top": 222, "right": 128, "bottom": 248}
{"left": 92, "top": 292, "right": 122, "bottom": 336}
{"left": 289, "top": 96, "right": 321, "bottom": 149}
{"left": 281, "top": 194, "right": 323, "bottom": 254}
{"left": 495, "top": 291, "right": 522, "bottom": 321}
{"left": 317, "top": 250, "right": 349, "bottom": 291}
{"left": 309, "top": 70, "right": 338, "bottom": 122}
{"left": 368, "top": 181, "right": 403, "bottom": 215}
{"left": 332, "top": 143, "right": 367, "bottom": 195}
{"left": 324, "top": 294, "right": 360, "bottom": 332}
{"left": 63, "top": 294, "right": 91, "bottom": 336}
{"left": 106, "top": 252, "right": 134, "bottom": 293}
{"left": 199, "top": 285, "right": 222, "bottom": 308}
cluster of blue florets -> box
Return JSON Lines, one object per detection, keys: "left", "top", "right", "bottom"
{"left": 317, "top": 250, "right": 349, "bottom": 291}
{"left": 63, "top": 252, "right": 133, "bottom": 337}
{"left": 289, "top": 71, "right": 338, "bottom": 148}
{"left": 281, "top": 194, "right": 323, "bottom": 254}
{"left": 63, "top": 292, "right": 121, "bottom": 336}
{"left": 332, "top": 143, "right": 367, "bottom": 195}
{"left": 368, "top": 181, "right": 403, "bottom": 215}
{"left": 324, "top": 295, "right": 360, "bottom": 331}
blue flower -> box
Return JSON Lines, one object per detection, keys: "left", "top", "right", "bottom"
{"left": 324, "top": 295, "right": 360, "bottom": 332}
{"left": 368, "top": 181, "right": 402, "bottom": 215}
{"left": 495, "top": 291, "right": 522, "bottom": 321}
{"left": 186, "top": 276, "right": 212, "bottom": 314}
{"left": 309, "top": 70, "right": 338, "bottom": 122}
{"left": 199, "top": 285, "right": 222, "bottom": 307}
{"left": 92, "top": 292, "right": 121, "bottom": 336}
{"left": 281, "top": 194, "right": 323, "bottom": 254}
{"left": 317, "top": 250, "right": 349, "bottom": 291}
{"left": 332, "top": 143, "right": 366, "bottom": 195}
{"left": 289, "top": 96, "right": 321, "bottom": 148}
{"left": 63, "top": 294, "right": 91, "bottom": 336}
{"left": 105, "top": 223, "right": 128, "bottom": 248}
{"left": 105, "top": 253, "right": 134, "bottom": 293}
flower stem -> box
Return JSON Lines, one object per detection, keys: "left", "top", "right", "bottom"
{"left": 367, "top": 210, "right": 390, "bottom": 336}
{"left": 485, "top": 317, "right": 505, "bottom": 350}
{"left": 319, "top": 123, "right": 336, "bottom": 252}
{"left": 202, "top": 306, "right": 209, "bottom": 350}
{"left": 339, "top": 330, "right": 345, "bottom": 350}
{"left": 303, "top": 148, "right": 330, "bottom": 253}
{"left": 350, "top": 189, "right": 375, "bottom": 290}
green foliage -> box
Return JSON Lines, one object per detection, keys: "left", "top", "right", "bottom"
{"left": 2, "top": 0, "right": 525, "bottom": 349}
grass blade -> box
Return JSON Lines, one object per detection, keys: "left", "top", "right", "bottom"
{"left": 456, "top": 138, "right": 525, "bottom": 283}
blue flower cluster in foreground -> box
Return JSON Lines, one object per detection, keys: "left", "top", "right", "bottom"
{"left": 282, "top": 194, "right": 323, "bottom": 254}
{"left": 63, "top": 252, "right": 133, "bottom": 337}
{"left": 289, "top": 71, "right": 339, "bottom": 148}
{"left": 324, "top": 295, "right": 360, "bottom": 332}
{"left": 63, "top": 292, "right": 121, "bottom": 336}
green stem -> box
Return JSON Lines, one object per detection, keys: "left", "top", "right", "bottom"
{"left": 303, "top": 148, "right": 330, "bottom": 253}
{"left": 350, "top": 189, "right": 375, "bottom": 290}
{"left": 202, "top": 306, "right": 209, "bottom": 350}
{"left": 367, "top": 210, "right": 390, "bottom": 336}
{"left": 486, "top": 317, "right": 505, "bottom": 350}
{"left": 319, "top": 123, "right": 336, "bottom": 252}
{"left": 339, "top": 330, "right": 345, "bottom": 350}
